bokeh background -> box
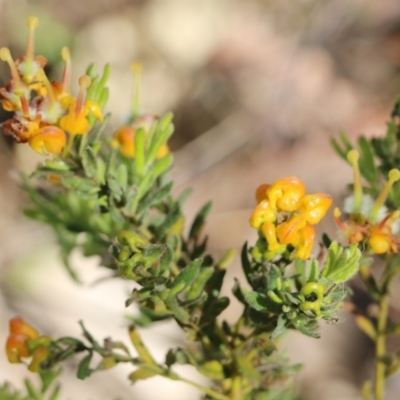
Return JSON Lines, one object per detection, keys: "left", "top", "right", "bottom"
{"left": 1, "top": 0, "right": 400, "bottom": 399}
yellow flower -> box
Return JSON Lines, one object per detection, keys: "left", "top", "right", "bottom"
{"left": 250, "top": 176, "right": 331, "bottom": 260}
{"left": 335, "top": 151, "right": 400, "bottom": 254}
{"left": 6, "top": 316, "right": 39, "bottom": 364}
{"left": 266, "top": 176, "right": 306, "bottom": 212}
{"left": 59, "top": 75, "right": 103, "bottom": 136}
{"left": 299, "top": 193, "right": 332, "bottom": 225}
{"left": 249, "top": 199, "right": 276, "bottom": 230}
{"left": 255, "top": 183, "right": 270, "bottom": 203}
{"left": 112, "top": 125, "right": 169, "bottom": 159}
{"left": 292, "top": 224, "right": 316, "bottom": 260}
{"left": 29, "top": 125, "right": 67, "bottom": 155}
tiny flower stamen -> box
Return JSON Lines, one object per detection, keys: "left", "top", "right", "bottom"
{"left": 131, "top": 62, "right": 142, "bottom": 121}
{"left": 25, "top": 16, "right": 39, "bottom": 63}
{"left": 0, "top": 47, "right": 23, "bottom": 88}
{"left": 61, "top": 47, "right": 71, "bottom": 91}
{"left": 36, "top": 69, "right": 56, "bottom": 106}
{"left": 19, "top": 95, "right": 31, "bottom": 118}
{"left": 75, "top": 75, "right": 91, "bottom": 116}
{"left": 369, "top": 169, "right": 400, "bottom": 223}
{"left": 347, "top": 150, "right": 362, "bottom": 212}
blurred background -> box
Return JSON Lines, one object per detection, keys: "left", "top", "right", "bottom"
{"left": 1, "top": 0, "right": 400, "bottom": 399}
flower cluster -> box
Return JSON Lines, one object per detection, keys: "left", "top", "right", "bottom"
{"left": 335, "top": 150, "right": 400, "bottom": 254}
{"left": 5, "top": 316, "right": 50, "bottom": 372}
{"left": 0, "top": 16, "right": 104, "bottom": 156}
{"left": 250, "top": 176, "right": 332, "bottom": 260}
{"left": 111, "top": 63, "right": 169, "bottom": 159}
{"left": 112, "top": 115, "right": 169, "bottom": 159}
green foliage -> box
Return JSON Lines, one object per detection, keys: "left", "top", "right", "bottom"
{"left": 4, "top": 55, "right": 377, "bottom": 400}
{"left": 331, "top": 101, "right": 400, "bottom": 208}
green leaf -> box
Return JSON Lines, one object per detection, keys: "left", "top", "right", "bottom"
{"left": 116, "top": 164, "right": 128, "bottom": 191}
{"left": 202, "top": 296, "right": 230, "bottom": 321}
{"left": 307, "top": 259, "right": 320, "bottom": 283}
{"left": 196, "top": 361, "right": 225, "bottom": 380}
{"left": 137, "top": 182, "right": 173, "bottom": 214}
{"left": 134, "top": 128, "right": 146, "bottom": 176}
{"left": 48, "top": 385, "right": 61, "bottom": 400}
{"left": 81, "top": 148, "right": 98, "bottom": 178}
{"left": 232, "top": 278, "right": 246, "bottom": 304}
{"left": 147, "top": 115, "right": 174, "bottom": 166}
{"left": 169, "top": 259, "right": 202, "bottom": 296}
{"left": 245, "top": 291, "right": 271, "bottom": 312}
{"left": 241, "top": 242, "right": 254, "bottom": 286}
{"left": 189, "top": 202, "right": 212, "bottom": 240}
{"left": 164, "top": 296, "right": 191, "bottom": 324}
{"left": 322, "top": 241, "right": 361, "bottom": 283}
{"left": 152, "top": 154, "right": 173, "bottom": 178}
{"left": 23, "top": 380, "right": 41, "bottom": 400}
{"left": 271, "top": 314, "right": 287, "bottom": 338}
{"left": 77, "top": 353, "right": 93, "bottom": 380}
{"left": 330, "top": 131, "right": 353, "bottom": 161}
{"left": 185, "top": 266, "right": 214, "bottom": 302}
{"left": 358, "top": 136, "right": 378, "bottom": 185}
{"left": 128, "top": 325, "right": 158, "bottom": 365}
{"left": 129, "top": 367, "right": 158, "bottom": 383}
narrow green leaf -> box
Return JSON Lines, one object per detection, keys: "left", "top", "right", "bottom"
{"left": 152, "top": 154, "right": 173, "bottom": 178}
{"left": 24, "top": 380, "right": 41, "bottom": 400}
{"left": 129, "top": 367, "right": 159, "bottom": 383}
{"left": 49, "top": 385, "right": 61, "bottom": 400}
{"left": 128, "top": 325, "right": 157, "bottom": 365}
{"left": 185, "top": 267, "right": 214, "bottom": 301}
{"left": 134, "top": 128, "right": 146, "bottom": 176}
{"left": 164, "top": 296, "right": 191, "bottom": 324}
{"left": 202, "top": 296, "right": 230, "bottom": 321}
{"left": 358, "top": 136, "right": 378, "bottom": 184}
{"left": 271, "top": 314, "right": 286, "bottom": 339}
{"left": 241, "top": 242, "right": 253, "bottom": 286}
{"left": 116, "top": 164, "right": 128, "bottom": 191}
{"left": 169, "top": 259, "right": 202, "bottom": 296}
{"left": 77, "top": 353, "right": 93, "bottom": 380}
{"left": 189, "top": 201, "right": 212, "bottom": 240}
{"left": 307, "top": 259, "right": 320, "bottom": 283}
{"left": 81, "top": 148, "right": 98, "bottom": 178}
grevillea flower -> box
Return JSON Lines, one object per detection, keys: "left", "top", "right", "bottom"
{"left": 112, "top": 63, "right": 169, "bottom": 159}
{"left": 0, "top": 16, "right": 107, "bottom": 158}
{"left": 59, "top": 75, "right": 103, "bottom": 136}
{"left": 5, "top": 316, "right": 51, "bottom": 372}
{"left": 6, "top": 316, "right": 39, "bottom": 363}
{"left": 250, "top": 176, "right": 332, "bottom": 260}
{"left": 28, "top": 125, "right": 67, "bottom": 155}
{"left": 335, "top": 150, "right": 400, "bottom": 254}
{"left": 112, "top": 124, "right": 169, "bottom": 159}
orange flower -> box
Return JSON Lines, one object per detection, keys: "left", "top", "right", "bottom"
{"left": 299, "top": 193, "right": 332, "bottom": 225}
{"left": 255, "top": 183, "right": 270, "bottom": 203}
{"left": 335, "top": 151, "right": 400, "bottom": 254}
{"left": 59, "top": 75, "right": 103, "bottom": 136}
{"left": 29, "top": 125, "right": 67, "bottom": 155}
{"left": 112, "top": 125, "right": 169, "bottom": 159}
{"left": 266, "top": 176, "right": 306, "bottom": 212}
{"left": 249, "top": 199, "right": 276, "bottom": 230}
{"left": 6, "top": 316, "right": 39, "bottom": 364}
{"left": 250, "top": 176, "right": 331, "bottom": 260}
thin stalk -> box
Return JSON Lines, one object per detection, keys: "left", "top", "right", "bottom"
{"left": 374, "top": 294, "right": 389, "bottom": 400}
